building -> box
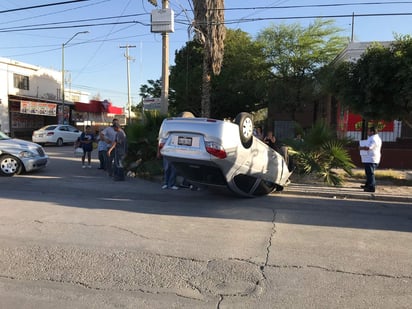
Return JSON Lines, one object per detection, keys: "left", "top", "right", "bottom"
{"left": 0, "top": 57, "right": 90, "bottom": 139}
{"left": 0, "top": 57, "right": 127, "bottom": 139}
{"left": 268, "top": 41, "right": 412, "bottom": 169}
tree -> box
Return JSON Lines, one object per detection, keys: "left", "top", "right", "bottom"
{"left": 331, "top": 35, "right": 412, "bottom": 128}
{"left": 192, "top": 0, "right": 226, "bottom": 117}
{"left": 139, "top": 79, "right": 162, "bottom": 99}
{"left": 211, "top": 29, "right": 270, "bottom": 118}
{"left": 169, "top": 29, "right": 270, "bottom": 118}
{"left": 257, "top": 19, "right": 347, "bottom": 120}
{"left": 169, "top": 41, "right": 203, "bottom": 116}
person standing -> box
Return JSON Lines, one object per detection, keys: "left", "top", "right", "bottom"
{"left": 79, "top": 125, "right": 95, "bottom": 168}
{"left": 157, "top": 144, "right": 178, "bottom": 190}
{"left": 359, "top": 126, "right": 382, "bottom": 192}
{"left": 102, "top": 118, "right": 119, "bottom": 176}
{"left": 107, "top": 123, "right": 127, "bottom": 181}
{"left": 253, "top": 126, "right": 264, "bottom": 140}
{"left": 96, "top": 130, "right": 109, "bottom": 170}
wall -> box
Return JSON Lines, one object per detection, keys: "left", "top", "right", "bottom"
{"left": 348, "top": 142, "right": 412, "bottom": 169}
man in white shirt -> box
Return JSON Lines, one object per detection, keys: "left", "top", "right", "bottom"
{"left": 359, "top": 126, "right": 382, "bottom": 192}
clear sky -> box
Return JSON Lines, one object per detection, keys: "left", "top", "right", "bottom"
{"left": 0, "top": 0, "right": 411, "bottom": 108}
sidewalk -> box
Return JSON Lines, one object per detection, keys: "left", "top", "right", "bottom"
{"left": 279, "top": 175, "right": 412, "bottom": 203}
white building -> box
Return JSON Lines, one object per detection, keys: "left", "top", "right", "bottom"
{"left": 0, "top": 57, "right": 89, "bottom": 139}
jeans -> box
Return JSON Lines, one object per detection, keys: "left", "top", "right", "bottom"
{"left": 364, "top": 163, "right": 378, "bottom": 189}
{"left": 163, "top": 157, "right": 177, "bottom": 187}
{"left": 98, "top": 150, "right": 107, "bottom": 169}
{"left": 113, "top": 151, "right": 125, "bottom": 180}
{"left": 106, "top": 150, "right": 115, "bottom": 176}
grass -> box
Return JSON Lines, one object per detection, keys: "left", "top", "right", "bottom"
{"left": 292, "top": 168, "right": 412, "bottom": 187}
{"left": 350, "top": 169, "right": 412, "bottom": 186}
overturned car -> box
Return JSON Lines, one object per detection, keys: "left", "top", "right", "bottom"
{"left": 158, "top": 112, "right": 291, "bottom": 197}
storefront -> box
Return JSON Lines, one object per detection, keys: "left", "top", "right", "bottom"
{"left": 7, "top": 95, "right": 72, "bottom": 140}
{"left": 73, "top": 99, "right": 125, "bottom": 130}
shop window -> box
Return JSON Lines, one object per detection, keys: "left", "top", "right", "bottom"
{"left": 13, "top": 73, "right": 29, "bottom": 90}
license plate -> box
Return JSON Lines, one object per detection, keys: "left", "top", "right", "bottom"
{"left": 178, "top": 136, "right": 192, "bottom": 146}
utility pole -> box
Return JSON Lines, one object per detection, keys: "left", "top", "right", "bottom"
{"left": 147, "top": 0, "right": 171, "bottom": 115}
{"left": 160, "top": 0, "right": 169, "bottom": 115}
{"left": 62, "top": 31, "right": 88, "bottom": 124}
{"left": 351, "top": 12, "right": 355, "bottom": 42}
{"left": 120, "top": 44, "right": 136, "bottom": 124}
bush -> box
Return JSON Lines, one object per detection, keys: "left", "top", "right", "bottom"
{"left": 287, "top": 121, "right": 355, "bottom": 186}
{"left": 124, "top": 111, "right": 166, "bottom": 178}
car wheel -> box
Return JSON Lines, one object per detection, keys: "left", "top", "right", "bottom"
{"left": 56, "top": 138, "right": 64, "bottom": 147}
{"left": 0, "top": 155, "right": 22, "bottom": 176}
{"left": 235, "top": 112, "right": 253, "bottom": 148}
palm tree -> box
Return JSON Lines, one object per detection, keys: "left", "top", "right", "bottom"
{"left": 288, "top": 121, "right": 355, "bottom": 186}
{"left": 192, "top": 0, "right": 225, "bottom": 117}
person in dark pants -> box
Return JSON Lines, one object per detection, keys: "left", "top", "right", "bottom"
{"left": 359, "top": 126, "right": 382, "bottom": 192}
{"left": 79, "top": 125, "right": 95, "bottom": 168}
{"left": 102, "top": 118, "right": 119, "bottom": 177}
{"left": 107, "top": 123, "right": 127, "bottom": 181}
{"left": 96, "top": 130, "right": 109, "bottom": 170}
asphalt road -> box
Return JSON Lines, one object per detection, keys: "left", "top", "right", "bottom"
{"left": 0, "top": 146, "right": 411, "bottom": 308}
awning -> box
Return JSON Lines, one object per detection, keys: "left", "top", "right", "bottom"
{"left": 74, "top": 100, "right": 123, "bottom": 115}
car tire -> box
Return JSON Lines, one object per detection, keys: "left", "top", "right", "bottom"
{"left": 56, "top": 138, "right": 64, "bottom": 147}
{"left": 0, "top": 155, "right": 22, "bottom": 176}
{"left": 235, "top": 112, "right": 253, "bottom": 148}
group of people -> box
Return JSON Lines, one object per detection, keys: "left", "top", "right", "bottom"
{"left": 74, "top": 119, "right": 382, "bottom": 193}
{"left": 75, "top": 118, "right": 127, "bottom": 181}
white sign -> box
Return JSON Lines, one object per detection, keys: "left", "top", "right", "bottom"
{"left": 143, "top": 98, "right": 161, "bottom": 111}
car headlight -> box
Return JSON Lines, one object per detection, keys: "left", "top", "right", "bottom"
{"left": 19, "top": 150, "right": 36, "bottom": 158}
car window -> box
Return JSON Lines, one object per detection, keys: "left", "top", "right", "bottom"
{"left": 44, "top": 125, "right": 57, "bottom": 131}
{"left": 68, "top": 126, "right": 79, "bottom": 132}
{"left": 0, "top": 131, "right": 10, "bottom": 140}
{"left": 59, "top": 126, "right": 68, "bottom": 131}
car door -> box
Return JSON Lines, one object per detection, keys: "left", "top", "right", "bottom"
{"left": 67, "top": 125, "right": 81, "bottom": 143}
{"left": 58, "top": 126, "right": 70, "bottom": 142}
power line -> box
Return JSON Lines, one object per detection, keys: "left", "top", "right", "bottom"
{"left": 0, "top": 20, "right": 147, "bottom": 33}
{"left": 0, "top": 13, "right": 148, "bottom": 32}
{"left": 217, "top": 2, "right": 412, "bottom": 11}
{"left": 173, "top": 11, "right": 412, "bottom": 27}
{"left": 0, "top": 0, "right": 91, "bottom": 14}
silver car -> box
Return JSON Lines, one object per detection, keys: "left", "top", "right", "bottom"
{"left": 32, "top": 124, "right": 82, "bottom": 146}
{"left": 0, "top": 131, "right": 48, "bottom": 176}
{"left": 158, "top": 112, "right": 291, "bottom": 197}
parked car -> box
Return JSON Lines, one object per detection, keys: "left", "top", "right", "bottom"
{"left": 32, "top": 124, "right": 82, "bottom": 146}
{"left": 158, "top": 112, "right": 291, "bottom": 197}
{"left": 0, "top": 131, "right": 48, "bottom": 176}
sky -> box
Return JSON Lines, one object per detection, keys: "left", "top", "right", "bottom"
{"left": 0, "top": 0, "right": 411, "bottom": 108}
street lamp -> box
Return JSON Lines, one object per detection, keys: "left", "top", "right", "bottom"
{"left": 61, "top": 31, "right": 88, "bottom": 124}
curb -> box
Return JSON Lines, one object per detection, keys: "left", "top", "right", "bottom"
{"left": 276, "top": 184, "right": 412, "bottom": 203}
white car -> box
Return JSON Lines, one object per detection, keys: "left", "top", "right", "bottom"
{"left": 158, "top": 112, "right": 291, "bottom": 197}
{"left": 0, "top": 131, "right": 48, "bottom": 176}
{"left": 32, "top": 124, "right": 82, "bottom": 146}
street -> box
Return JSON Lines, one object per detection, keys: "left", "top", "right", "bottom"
{"left": 0, "top": 146, "right": 411, "bottom": 308}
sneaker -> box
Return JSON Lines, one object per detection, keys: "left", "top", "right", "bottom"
{"left": 82, "top": 165, "right": 86, "bottom": 169}
{"left": 161, "top": 184, "right": 168, "bottom": 189}
{"left": 170, "top": 185, "right": 179, "bottom": 190}
{"left": 364, "top": 187, "right": 375, "bottom": 193}
{"left": 88, "top": 165, "right": 92, "bottom": 168}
